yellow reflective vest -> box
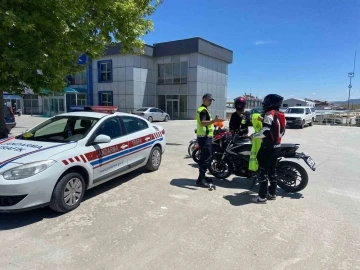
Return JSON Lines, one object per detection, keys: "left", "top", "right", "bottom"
{"left": 196, "top": 105, "right": 214, "bottom": 137}
{"left": 249, "top": 113, "right": 263, "bottom": 171}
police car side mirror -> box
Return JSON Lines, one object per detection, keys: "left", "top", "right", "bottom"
{"left": 93, "top": 134, "right": 111, "bottom": 144}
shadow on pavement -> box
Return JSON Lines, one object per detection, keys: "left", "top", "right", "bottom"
{"left": 0, "top": 169, "right": 145, "bottom": 230}
{"left": 187, "top": 163, "right": 199, "bottom": 168}
{"left": 276, "top": 189, "right": 304, "bottom": 199}
{"left": 214, "top": 177, "right": 254, "bottom": 190}
{"left": 223, "top": 191, "right": 255, "bottom": 206}
{"left": 0, "top": 208, "right": 61, "bottom": 231}
{"left": 166, "top": 142, "right": 182, "bottom": 146}
{"left": 170, "top": 178, "right": 199, "bottom": 191}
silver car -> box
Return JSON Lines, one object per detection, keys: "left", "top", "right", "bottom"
{"left": 132, "top": 107, "right": 170, "bottom": 122}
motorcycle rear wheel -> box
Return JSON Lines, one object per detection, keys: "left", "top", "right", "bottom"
{"left": 208, "top": 155, "right": 233, "bottom": 179}
{"left": 188, "top": 142, "right": 197, "bottom": 157}
{"left": 276, "top": 161, "right": 309, "bottom": 193}
{"left": 192, "top": 148, "right": 201, "bottom": 163}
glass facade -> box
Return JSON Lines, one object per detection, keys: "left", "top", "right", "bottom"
{"left": 157, "top": 94, "right": 188, "bottom": 119}
{"left": 23, "top": 94, "right": 40, "bottom": 115}
{"left": 157, "top": 62, "right": 188, "bottom": 85}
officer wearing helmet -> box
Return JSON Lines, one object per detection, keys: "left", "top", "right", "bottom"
{"left": 249, "top": 94, "right": 286, "bottom": 203}
{"left": 229, "top": 96, "right": 250, "bottom": 136}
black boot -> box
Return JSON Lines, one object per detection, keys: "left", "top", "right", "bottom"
{"left": 196, "top": 178, "right": 210, "bottom": 188}
{"left": 205, "top": 177, "right": 213, "bottom": 183}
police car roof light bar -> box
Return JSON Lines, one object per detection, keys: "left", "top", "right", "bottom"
{"left": 70, "top": 106, "right": 118, "bottom": 114}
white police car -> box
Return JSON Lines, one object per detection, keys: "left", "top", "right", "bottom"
{"left": 0, "top": 106, "right": 166, "bottom": 213}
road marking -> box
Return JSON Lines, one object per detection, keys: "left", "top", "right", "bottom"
{"left": 327, "top": 188, "right": 360, "bottom": 200}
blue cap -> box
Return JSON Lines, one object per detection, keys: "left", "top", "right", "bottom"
{"left": 203, "top": 93, "right": 215, "bottom": 101}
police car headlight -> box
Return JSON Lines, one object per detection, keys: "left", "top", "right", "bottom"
{"left": 2, "top": 160, "right": 56, "bottom": 180}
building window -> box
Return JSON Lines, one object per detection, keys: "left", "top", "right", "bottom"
{"left": 157, "top": 61, "right": 188, "bottom": 85}
{"left": 283, "top": 104, "right": 288, "bottom": 107}
{"left": 23, "top": 94, "right": 40, "bottom": 115}
{"left": 68, "top": 70, "right": 87, "bottom": 85}
{"left": 98, "top": 60, "right": 112, "bottom": 82}
{"left": 173, "top": 63, "right": 180, "bottom": 84}
{"left": 180, "top": 62, "right": 187, "bottom": 83}
{"left": 296, "top": 103, "right": 302, "bottom": 106}
{"left": 99, "top": 91, "right": 113, "bottom": 106}
{"left": 164, "top": 63, "right": 172, "bottom": 84}
{"left": 77, "top": 93, "right": 87, "bottom": 106}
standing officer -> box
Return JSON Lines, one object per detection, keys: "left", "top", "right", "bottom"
{"left": 196, "top": 93, "right": 224, "bottom": 188}
{"left": 249, "top": 94, "right": 286, "bottom": 203}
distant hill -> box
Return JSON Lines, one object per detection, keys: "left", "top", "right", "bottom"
{"left": 333, "top": 99, "right": 360, "bottom": 105}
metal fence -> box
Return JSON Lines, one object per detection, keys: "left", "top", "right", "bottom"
{"left": 315, "top": 111, "right": 360, "bottom": 126}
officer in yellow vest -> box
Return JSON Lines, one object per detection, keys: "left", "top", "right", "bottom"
{"left": 249, "top": 109, "right": 263, "bottom": 172}
{"left": 196, "top": 93, "right": 224, "bottom": 188}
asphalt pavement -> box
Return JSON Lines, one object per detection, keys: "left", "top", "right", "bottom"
{"left": 0, "top": 115, "right": 359, "bottom": 270}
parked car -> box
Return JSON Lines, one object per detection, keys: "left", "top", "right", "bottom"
{"left": 132, "top": 107, "right": 170, "bottom": 122}
{"left": 285, "top": 106, "right": 313, "bottom": 129}
{"left": 3, "top": 104, "right": 16, "bottom": 133}
{"left": 0, "top": 106, "right": 166, "bottom": 213}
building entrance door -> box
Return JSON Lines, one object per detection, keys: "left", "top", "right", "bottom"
{"left": 166, "top": 99, "right": 179, "bottom": 119}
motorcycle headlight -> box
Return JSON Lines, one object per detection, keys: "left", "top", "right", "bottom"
{"left": 2, "top": 160, "right": 56, "bottom": 180}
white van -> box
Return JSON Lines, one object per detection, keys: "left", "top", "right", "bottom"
{"left": 284, "top": 106, "right": 314, "bottom": 129}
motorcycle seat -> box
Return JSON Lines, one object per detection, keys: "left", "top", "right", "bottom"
{"left": 234, "top": 138, "right": 251, "bottom": 144}
{"left": 280, "top": 144, "right": 298, "bottom": 150}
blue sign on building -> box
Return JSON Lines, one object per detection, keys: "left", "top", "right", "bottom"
{"left": 78, "top": 54, "right": 87, "bottom": 65}
{"left": 3, "top": 94, "right": 21, "bottom": 100}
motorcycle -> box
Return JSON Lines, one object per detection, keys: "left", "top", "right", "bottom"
{"left": 188, "top": 128, "right": 198, "bottom": 157}
{"left": 208, "top": 133, "right": 316, "bottom": 193}
{"left": 192, "top": 126, "right": 230, "bottom": 163}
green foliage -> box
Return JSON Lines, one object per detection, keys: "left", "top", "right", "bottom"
{"left": 0, "top": 0, "right": 161, "bottom": 138}
{"left": 0, "top": 0, "right": 161, "bottom": 94}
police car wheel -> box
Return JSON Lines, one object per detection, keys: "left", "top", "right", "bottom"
{"left": 164, "top": 116, "right": 169, "bottom": 122}
{"left": 145, "top": 146, "right": 162, "bottom": 171}
{"left": 148, "top": 116, "right": 153, "bottom": 122}
{"left": 49, "top": 172, "right": 86, "bottom": 213}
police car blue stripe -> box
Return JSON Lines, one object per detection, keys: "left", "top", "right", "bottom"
{"left": 90, "top": 138, "right": 163, "bottom": 167}
{"left": 90, "top": 148, "right": 128, "bottom": 167}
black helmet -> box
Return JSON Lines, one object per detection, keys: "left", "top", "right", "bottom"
{"left": 234, "top": 96, "right": 247, "bottom": 110}
{"left": 262, "top": 94, "right": 283, "bottom": 111}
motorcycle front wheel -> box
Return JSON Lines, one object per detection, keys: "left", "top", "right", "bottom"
{"left": 276, "top": 161, "right": 309, "bottom": 193}
{"left": 192, "top": 148, "right": 201, "bottom": 163}
{"left": 208, "top": 155, "right": 233, "bottom": 179}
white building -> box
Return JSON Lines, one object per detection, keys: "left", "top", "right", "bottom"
{"left": 282, "top": 98, "right": 315, "bottom": 108}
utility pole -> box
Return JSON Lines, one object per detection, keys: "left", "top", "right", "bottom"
{"left": 347, "top": 51, "right": 357, "bottom": 110}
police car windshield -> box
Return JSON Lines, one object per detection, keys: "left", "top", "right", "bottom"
{"left": 286, "top": 108, "right": 304, "bottom": 114}
{"left": 16, "top": 116, "right": 99, "bottom": 142}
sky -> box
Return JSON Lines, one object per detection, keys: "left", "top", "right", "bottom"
{"left": 143, "top": 0, "right": 360, "bottom": 102}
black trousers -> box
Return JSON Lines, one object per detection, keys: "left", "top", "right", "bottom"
{"left": 256, "top": 146, "right": 281, "bottom": 198}
{"left": 197, "top": 136, "right": 213, "bottom": 180}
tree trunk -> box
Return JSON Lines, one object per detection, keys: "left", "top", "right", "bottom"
{"left": 0, "top": 89, "right": 9, "bottom": 139}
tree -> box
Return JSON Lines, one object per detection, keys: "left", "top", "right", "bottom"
{"left": 0, "top": 0, "right": 162, "bottom": 138}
